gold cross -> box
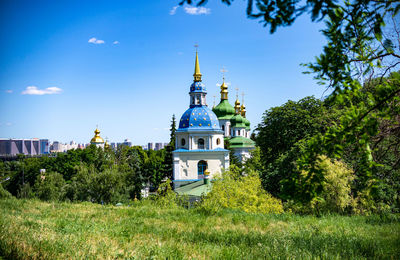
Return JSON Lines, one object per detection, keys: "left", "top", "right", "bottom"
{"left": 235, "top": 88, "right": 239, "bottom": 99}
{"left": 220, "top": 67, "right": 227, "bottom": 80}
{"left": 194, "top": 43, "right": 199, "bottom": 52}
{"left": 241, "top": 92, "right": 245, "bottom": 103}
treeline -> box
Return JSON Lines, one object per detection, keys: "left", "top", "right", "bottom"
{"left": 252, "top": 72, "right": 400, "bottom": 215}
{"left": 0, "top": 145, "right": 170, "bottom": 204}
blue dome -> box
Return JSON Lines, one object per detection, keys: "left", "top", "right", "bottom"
{"left": 178, "top": 106, "right": 221, "bottom": 131}
{"left": 190, "top": 82, "right": 207, "bottom": 93}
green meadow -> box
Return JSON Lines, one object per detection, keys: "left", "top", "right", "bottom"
{"left": 0, "top": 198, "right": 399, "bottom": 259}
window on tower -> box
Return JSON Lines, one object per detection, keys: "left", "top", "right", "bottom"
{"left": 222, "top": 125, "right": 225, "bottom": 131}
{"left": 216, "top": 138, "right": 221, "bottom": 145}
{"left": 181, "top": 138, "right": 186, "bottom": 147}
{"left": 198, "top": 138, "right": 205, "bottom": 149}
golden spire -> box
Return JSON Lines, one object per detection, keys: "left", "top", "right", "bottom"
{"left": 241, "top": 92, "right": 246, "bottom": 117}
{"left": 193, "top": 44, "right": 202, "bottom": 82}
{"left": 234, "top": 88, "right": 241, "bottom": 114}
{"left": 220, "top": 67, "right": 228, "bottom": 100}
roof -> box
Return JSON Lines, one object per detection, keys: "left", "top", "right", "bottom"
{"left": 213, "top": 100, "right": 235, "bottom": 120}
{"left": 230, "top": 114, "right": 247, "bottom": 128}
{"left": 229, "top": 136, "right": 255, "bottom": 148}
{"left": 173, "top": 148, "right": 229, "bottom": 153}
{"left": 174, "top": 180, "right": 212, "bottom": 196}
{"left": 189, "top": 81, "right": 207, "bottom": 93}
{"left": 178, "top": 106, "right": 221, "bottom": 131}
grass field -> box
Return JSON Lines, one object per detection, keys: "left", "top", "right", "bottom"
{"left": 0, "top": 198, "right": 399, "bottom": 259}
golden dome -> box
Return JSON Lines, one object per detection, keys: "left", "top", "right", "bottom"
{"left": 90, "top": 128, "right": 104, "bottom": 144}
{"left": 220, "top": 79, "right": 228, "bottom": 100}
{"left": 234, "top": 99, "right": 241, "bottom": 114}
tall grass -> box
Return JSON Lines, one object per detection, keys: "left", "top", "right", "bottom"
{"left": 0, "top": 198, "right": 399, "bottom": 259}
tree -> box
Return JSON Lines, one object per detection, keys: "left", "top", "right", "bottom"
{"left": 255, "top": 96, "right": 333, "bottom": 196}
{"left": 34, "top": 171, "right": 66, "bottom": 201}
{"left": 164, "top": 114, "right": 177, "bottom": 180}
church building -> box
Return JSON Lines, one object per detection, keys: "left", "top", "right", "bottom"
{"left": 173, "top": 51, "right": 230, "bottom": 188}
{"left": 213, "top": 80, "right": 255, "bottom": 162}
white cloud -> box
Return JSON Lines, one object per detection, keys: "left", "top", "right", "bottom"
{"left": 22, "top": 86, "right": 63, "bottom": 95}
{"left": 5, "top": 90, "right": 12, "bottom": 93}
{"left": 113, "top": 41, "right": 119, "bottom": 45}
{"left": 170, "top": 6, "right": 179, "bottom": 15}
{"left": 88, "top": 37, "right": 105, "bottom": 44}
{"left": 184, "top": 6, "right": 210, "bottom": 15}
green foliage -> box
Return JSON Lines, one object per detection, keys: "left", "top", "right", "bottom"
{"left": 200, "top": 170, "right": 283, "bottom": 215}
{"left": 287, "top": 155, "right": 355, "bottom": 214}
{"left": 255, "top": 96, "right": 332, "bottom": 197}
{"left": 164, "top": 114, "right": 177, "bottom": 180}
{"left": 155, "top": 179, "right": 179, "bottom": 207}
{"left": 295, "top": 74, "right": 400, "bottom": 204}
{"left": 0, "top": 184, "right": 12, "bottom": 199}
{"left": 34, "top": 171, "right": 66, "bottom": 201}
{"left": 69, "top": 165, "right": 128, "bottom": 204}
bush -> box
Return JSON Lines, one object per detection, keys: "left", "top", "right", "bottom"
{"left": 34, "top": 171, "right": 66, "bottom": 201}
{"left": 69, "top": 165, "right": 129, "bottom": 204}
{"left": 199, "top": 170, "right": 284, "bottom": 214}
{"left": 0, "top": 184, "right": 12, "bottom": 199}
{"left": 287, "top": 155, "right": 355, "bottom": 214}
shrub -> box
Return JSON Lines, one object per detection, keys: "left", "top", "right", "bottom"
{"left": 288, "top": 155, "right": 355, "bottom": 214}
{"left": 199, "top": 170, "right": 284, "bottom": 214}
{"left": 0, "top": 184, "right": 12, "bottom": 199}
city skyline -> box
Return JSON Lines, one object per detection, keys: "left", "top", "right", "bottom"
{"left": 0, "top": 0, "right": 327, "bottom": 144}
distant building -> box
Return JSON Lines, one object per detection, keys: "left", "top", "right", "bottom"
{"left": 155, "top": 142, "right": 163, "bottom": 151}
{"left": 148, "top": 142, "right": 154, "bottom": 150}
{"left": 0, "top": 138, "right": 48, "bottom": 156}
{"left": 123, "top": 139, "right": 132, "bottom": 147}
{"left": 40, "top": 139, "right": 49, "bottom": 154}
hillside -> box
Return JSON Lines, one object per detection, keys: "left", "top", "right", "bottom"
{"left": 0, "top": 199, "right": 399, "bottom": 259}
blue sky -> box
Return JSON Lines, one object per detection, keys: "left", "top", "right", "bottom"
{"left": 0, "top": 0, "right": 326, "bottom": 145}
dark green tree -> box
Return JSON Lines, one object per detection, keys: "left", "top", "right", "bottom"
{"left": 164, "top": 114, "right": 177, "bottom": 180}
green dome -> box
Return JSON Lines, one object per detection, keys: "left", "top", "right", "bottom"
{"left": 229, "top": 136, "right": 255, "bottom": 148}
{"left": 213, "top": 100, "right": 235, "bottom": 120}
{"left": 230, "top": 114, "right": 247, "bottom": 128}
{"left": 243, "top": 117, "right": 251, "bottom": 130}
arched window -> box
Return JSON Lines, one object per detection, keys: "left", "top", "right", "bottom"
{"left": 222, "top": 125, "right": 225, "bottom": 131}
{"left": 198, "top": 138, "right": 205, "bottom": 149}
{"left": 198, "top": 160, "right": 207, "bottom": 178}
{"left": 216, "top": 138, "right": 221, "bottom": 145}
{"left": 181, "top": 138, "right": 186, "bottom": 147}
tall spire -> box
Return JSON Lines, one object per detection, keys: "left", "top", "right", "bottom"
{"left": 193, "top": 44, "right": 202, "bottom": 82}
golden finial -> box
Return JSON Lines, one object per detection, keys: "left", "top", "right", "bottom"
{"left": 241, "top": 92, "right": 246, "bottom": 117}
{"left": 220, "top": 67, "right": 228, "bottom": 100}
{"left": 234, "top": 88, "right": 241, "bottom": 114}
{"left": 193, "top": 44, "right": 202, "bottom": 82}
